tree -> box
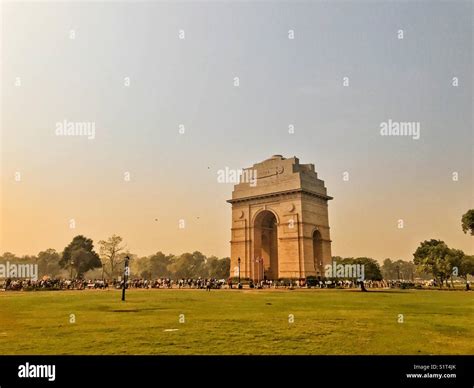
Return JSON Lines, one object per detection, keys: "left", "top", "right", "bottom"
{"left": 70, "top": 248, "right": 101, "bottom": 278}
{"left": 461, "top": 209, "right": 474, "bottom": 235}
{"left": 413, "top": 239, "right": 444, "bottom": 261}
{"left": 381, "top": 258, "right": 415, "bottom": 280}
{"left": 168, "top": 251, "right": 208, "bottom": 279}
{"left": 148, "top": 252, "right": 172, "bottom": 278}
{"left": 353, "top": 257, "right": 383, "bottom": 281}
{"left": 381, "top": 258, "right": 396, "bottom": 279}
{"left": 0, "top": 252, "right": 18, "bottom": 261}
{"left": 395, "top": 259, "right": 415, "bottom": 281}
{"left": 413, "top": 240, "right": 451, "bottom": 287}
{"left": 36, "top": 249, "right": 61, "bottom": 277}
{"left": 98, "top": 235, "right": 126, "bottom": 278}
{"left": 59, "top": 235, "right": 101, "bottom": 278}
{"left": 207, "top": 257, "right": 231, "bottom": 279}
{"left": 329, "top": 257, "right": 382, "bottom": 281}
{"left": 446, "top": 248, "right": 466, "bottom": 287}
{"left": 460, "top": 255, "right": 474, "bottom": 280}
{"left": 168, "top": 253, "right": 194, "bottom": 279}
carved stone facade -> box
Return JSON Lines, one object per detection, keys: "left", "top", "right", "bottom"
{"left": 227, "top": 155, "right": 332, "bottom": 280}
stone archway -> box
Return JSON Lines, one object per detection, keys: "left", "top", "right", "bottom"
{"left": 253, "top": 210, "right": 278, "bottom": 280}
{"left": 228, "top": 155, "right": 332, "bottom": 279}
{"left": 313, "top": 229, "right": 323, "bottom": 276}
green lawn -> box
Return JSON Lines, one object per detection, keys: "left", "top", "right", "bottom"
{"left": 0, "top": 289, "right": 472, "bottom": 355}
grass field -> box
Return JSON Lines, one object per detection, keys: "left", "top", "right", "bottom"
{"left": 0, "top": 289, "right": 472, "bottom": 355}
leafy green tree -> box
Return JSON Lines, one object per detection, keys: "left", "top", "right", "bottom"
{"left": 353, "top": 257, "right": 383, "bottom": 280}
{"left": 60, "top": 235, "right": 101, "bottom": 278}
{"left": 413, "top": 239, "right": 443, "bottom": 261}
{"left": 413, "top": 240, "right": 451, "bottom": 287}
{"left": 445, "top": 250, "right": 474, "bottom": 286}
{"left": 148, "top": 252, "right": 172, "bottom": 278}
{"left": 330, "top": 257, "right": 382, "bottom": 280}
{"left": 446, "top": 248, "right": 464, "bottom": 282}
{"left": 381, "top": 258, "right": 415, "bottom": 280}
{"left": 131, "top": 256, "right": 150, "bottom": 279}
{"left": 168, "top": 251, "right": 208, "bottom": 278}
{"left": 0, "top": 252, "right": 19, "bottom": 261}
{"left": 36, "top": 249, "right": 61, "bottom": 277}
{"left": 381, "top": 258, "right": 396, "bottom": 279}
{"left": 168, "top": 253, "right": 196, "bottom": 279}
{"left": 461, "top": 209, "right": 474, "bottom": 235}
{"left": 460, "top": 255, "right": 474, "bottom": 280}
{"left": 207, "top": 257, "right": 230, "bottom": 278}
{"left": 396, "top": 259, "right": 415, "bottom": 280}
{"left": 70, "top": 248, "right": 101, "bottom": 278}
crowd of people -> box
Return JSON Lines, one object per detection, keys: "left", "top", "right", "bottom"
{"left": 0, "top": 276, "right": 458, "bottom": 291}
{"left": 1, "top": 278, "right": 109, "bottom": 291}
{"left": 248, "top": 279, "right": 401, "bottom": 289}
{"left": 0, "top": 277, "right": 228, "bottom": 291}
{"left": 127, "top": 278, "right": 226, "bottom": 290}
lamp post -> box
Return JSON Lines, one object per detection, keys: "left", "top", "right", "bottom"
{"left": 70, "top": 260, "right": 74, "bottom": 279}
{"left": 122, "top": 256, "right": 130, "bottom": 302}
{"left": 253, "top": 257, "right": 257, "bottom": 283}
{"left": 255, "top": 257, "right": 263, "bottom": 284}
{"left": 237, "top": 257, "right": 241, "bottom": 284}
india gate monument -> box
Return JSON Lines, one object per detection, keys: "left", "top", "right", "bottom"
{"left": 228, "top": 155, "right": 333, "bottom": 280}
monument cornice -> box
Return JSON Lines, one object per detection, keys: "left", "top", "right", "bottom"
{"left": 227, "top": 188, "right": 333, "bottom": 204}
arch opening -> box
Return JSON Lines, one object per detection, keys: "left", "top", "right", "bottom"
{"left": 253, "top": 211, "right": 278, "bottom": 280}
{"left": 313, "top": 230, "right": 323, "bottom": 277}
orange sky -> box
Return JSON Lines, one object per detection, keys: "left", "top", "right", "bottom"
{"left": 1, "top": 1, "right": 472, "bottom": 262}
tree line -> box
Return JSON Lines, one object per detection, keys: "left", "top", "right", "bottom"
{"left": 0, "top": 210, "right": 472, "bottom": 283}
{"left": 0, "top": 235, "right": 230, "bottom": 280}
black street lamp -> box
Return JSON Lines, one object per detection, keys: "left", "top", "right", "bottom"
{"left": 122, "top": 256, "right": 130, "bottom": 302}
{"left": 70, "top": 260, "right": 74, "bottom": 279}
{"left": 238, "top": 257, "right": 241, "bottom": 284}
{"left": 255, "top": 257, "right": 263, "bottom": 284}
{"left": 256, "top": 258, "right": 260, "bottom": 283}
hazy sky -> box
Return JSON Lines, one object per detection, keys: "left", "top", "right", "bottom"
{"left": 1, "top": 1, "right": 472, "bottom": 261}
